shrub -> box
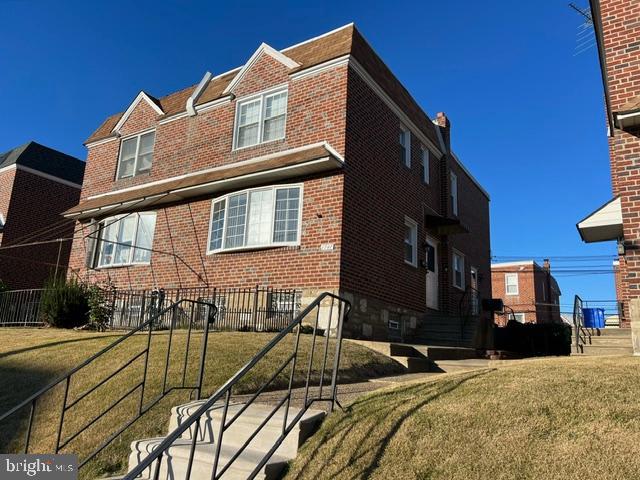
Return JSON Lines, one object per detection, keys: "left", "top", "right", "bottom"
{"left": 493, "top": 321, "right": 571, "bottom": 356}
{"left": 40, "top": 279, "right": 89, "bottom": 328}
{"left": 86, "top": 284, "right": 113, "bottom": 331}
{"left": 0, "top": 280, "right": 9, "bottom": 293}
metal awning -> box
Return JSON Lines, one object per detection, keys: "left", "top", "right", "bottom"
{"left": 577, "top": 197, "right": 623, "bottom": 243}
{"left": 424, "top": 213, "right": 469, "bottom": 235}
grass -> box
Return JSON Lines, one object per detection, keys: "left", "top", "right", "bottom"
{"left": 0, "top": 327, "right": 404, "bottom": 479}
{"left": 285, "top": 356, "right": 640, "bottom": 480}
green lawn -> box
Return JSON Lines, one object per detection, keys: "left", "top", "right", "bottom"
{"left": 0, "top": 327, "right": 404, "bottom": 479}
{"left": 285, "top": 356, "right": 640, "bottom": 480}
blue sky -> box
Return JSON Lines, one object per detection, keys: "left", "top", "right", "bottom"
{"left": 0, "top": 0, "right": 615, "bottom": 313}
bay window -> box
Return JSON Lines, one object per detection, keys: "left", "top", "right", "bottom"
{"left": 208, "top": 185, "right": 302, "bottom": 252}
{"left": 97, "top": 212, "right": 157, "bottom": 267}
{"left": 234, "top": 89, "right": 288, "bottom": 149}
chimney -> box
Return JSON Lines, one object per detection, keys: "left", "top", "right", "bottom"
{"left": 435, "top": 112, "right": 451, "bottom": 152}
{"left": 543, "top": 259, "right": 551, "bottom": 272}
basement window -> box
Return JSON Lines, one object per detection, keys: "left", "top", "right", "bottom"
{"left": 96, "top": 212, "right": 157, "bottom": 267}
{"left": 208, "top": 184, "right": 302, "bottom": 253}
{"left": 234, "top": 89, "right": 288, "bottom": 149}
{"left": 117, "top": 131, "right": 156, "bottom": 179}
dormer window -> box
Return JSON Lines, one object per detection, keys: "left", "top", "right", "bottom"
{"left": 117, "top": 131, "right": 155, "bottom": 179}
{"left": 234, "top": 89, "right": 288, "bottom": 149}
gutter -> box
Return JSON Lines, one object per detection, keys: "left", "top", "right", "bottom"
{"left": 589, "top": 0, "right": 615, "bottom": 137}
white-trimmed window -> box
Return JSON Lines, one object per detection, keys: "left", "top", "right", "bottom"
{"left": 420, "top": 146, "right": 430, "bottom": 184}
{"left": 234, "top": 89, "right": 288, "bottom": 149}
{"left": 97, "top": 212, "right": 157, "bottom": 267}
{"left": 505, "top": 273, "right": 519, "bottom": 295}
{"left": 208, "top": 185, "right": 302, "bottom": 253}
{"left": 452, "top": 250, "right": 465, "bottom": 290}
{"left": 400, "top": 125, "right": 411, "bottom": 168}
{"left": 404, "top": 217, "right": 418, "bottom": 266}
{"left": 117, "top": 131, "right": 155, "bottom": 179}
{"left": 0, "top": 213, "right": 5, "bottom": 231}
{"left": 510, "top": 312, "right": 526, "bottom": 323}
{"left": 450, "top": 171, "right": 458, "bottom": 216}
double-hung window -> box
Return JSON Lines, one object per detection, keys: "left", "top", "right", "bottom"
{"left": 421, "top": 146, "right": 430, "bottom": 184}
{"left": 234, "top": 89, "right": 288, "bottom": 149}
{"left": 450, "top": 171, "right": 458, "bottom": 216}
{"left": 404, "top": 217, "right": 418, "bottom": 267}
{"left": 96, "top": 212, "right": 157, "bottom": 267}
{"left": 452, "top": 251, "right": 465, "bottom": 290}
{"left": 505, "top": 273, "right": 519, "bottom": 295}
{"left": 208, "top": 185, "right": 302, "bottom": 252}
{"left": 117, "top": 131, "right": 155, "bottom": 179}
{"left": 400, "top": 125, "right": 411, "bottom": 168}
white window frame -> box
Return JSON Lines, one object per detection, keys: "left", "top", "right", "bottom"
{"left": 452, "top": 250, "right": 465, "bottom": 290}
{"left": 96, "top": 212, "right": 157, "bottom": 268}
{"left": 0, "top": 213, "right": 5, "bottom": 231}
{"left": 510, "top": 312, "right": 526, "bottom": 323}
{"left": 116, "top": 129, "right": 156, "bottom": 180}
{"left": 400, "top": 124, "right": 411, "bottom": 168}
{"left": 420, "top": 145, "right": 430, "bottom": 184}
{"left": 404, "top": 216, "right": 418, "bottom": 267}
{"left": 207, "top": 184, "right": 303, "bottom": 254}
{"left": 505, "top": 273, "right": 519, "bottom": 296}
{"left": 450, "top": 170, "right": 458, "bottom": 216}
{"left": 232, "top": 87, "right": 288, "bottom": 150}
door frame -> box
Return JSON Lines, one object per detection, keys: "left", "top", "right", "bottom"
{"left": 425, "top": 234, "right": 439, "bottom": 310}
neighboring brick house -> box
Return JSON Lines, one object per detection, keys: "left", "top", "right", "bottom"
{"left": 491, "top": 260, "right": 561, "bottom": 325}
{"left": 0, "top": 142, "right": 85, "bottom": 289}
{"left": 64, "top": 24, "right": 491, "bottom": 341}
{"left": 576, "top": 0, "right": 640, "bottom": 335}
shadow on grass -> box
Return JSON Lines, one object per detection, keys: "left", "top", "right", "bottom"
{"left": 0, "top": 333, "right": 125, "bottom": 360}
{"left": 287, "top": 369, "right": 495, "bottom": 480}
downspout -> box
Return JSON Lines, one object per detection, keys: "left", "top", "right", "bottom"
{"left": 186, "top": 71, "right": 213, "bottom": 116}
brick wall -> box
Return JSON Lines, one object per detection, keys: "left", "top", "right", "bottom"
{"left": 0, "top": 168, "right": 80, "bottom": 289}
{"left": 601, "top": 0, "right": 640, "bottom": 325}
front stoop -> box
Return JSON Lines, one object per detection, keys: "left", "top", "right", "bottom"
{"left": 573, "top": 328, "right": 633, "bottom": 356}
{"left": 126, "top": 402, "right": 324, "bottom": 480}
{"left": 348, "top": 339, "right": 481, "bottom": 373}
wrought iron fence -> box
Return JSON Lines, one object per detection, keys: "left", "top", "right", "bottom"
{"left": 0, "top": 285, "right": 301, "bottom": 332}
{"left": 0, "top": 289, "right": 45, "bottom": 326}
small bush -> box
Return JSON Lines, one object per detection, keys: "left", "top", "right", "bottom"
{"left": 40, "top": 279, "right": 90, "bottom": 328}
{"left": 0, "top": 280, "right": 9, "bottom": 293}
{"left": 86, "top": 284, "right": 113, "bottom": 331}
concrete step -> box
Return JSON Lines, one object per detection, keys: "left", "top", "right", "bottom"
{"left": 390, "top": 356, "right": 432, "bottom": 373}
{"left": 574, "top": 345, "right": 633, "bottom": 356}
{"left": 128, "top": 402, "right": 324, "bottom": 480}
{"left": 583, "top": 336, "right": 632, "bottom": 347}
{"left": 430, "top": 359, "right": 491, "bottom": 373}
{"left": 573, "top": 328, "right": 631, "bottom": 337}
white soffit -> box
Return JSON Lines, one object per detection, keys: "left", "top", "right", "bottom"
{"left": 577, "top": 197, "right": 623, "bottom": 243}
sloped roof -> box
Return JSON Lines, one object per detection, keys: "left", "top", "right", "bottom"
{"left": 0, "top": 141, "right": 85, "bottom": 184}
{"left": 85, "top": 24, "right": 441, "bottom": 149}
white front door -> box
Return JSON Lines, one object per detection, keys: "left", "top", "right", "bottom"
{"left": 425, "top": 236, "right": 439, "bottom": 310}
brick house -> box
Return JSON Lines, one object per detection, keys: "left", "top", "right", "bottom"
{"left": 576, "top": 0, "right": 640, "bottom": 337}
{"left": 64, "top": 24, "right": 491, "bottom": 341}
{"left": 491, "top": 260, "right": 561, "bottom": 325}
{"left": 0, "top": 141, "right": 85, "bottom": 289}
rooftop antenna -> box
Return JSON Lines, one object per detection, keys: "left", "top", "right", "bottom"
{"left": 569, "top": 3, "right": 595, "bottom": 56}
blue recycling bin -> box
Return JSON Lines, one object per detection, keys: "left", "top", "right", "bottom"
{"left": 583, "top": 308, "right": 605, "bottom": 329}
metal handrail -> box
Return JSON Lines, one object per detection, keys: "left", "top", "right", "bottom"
{"left": 573, "top": 294, "right": 591, "bottom": 353}
{"left": 0, "top": 293, "right": 218, "bottom": 470}
{"left": 125, "top": 292, "right": 351, "bottom": 480}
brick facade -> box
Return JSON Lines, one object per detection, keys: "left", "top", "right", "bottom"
{"left": 0, "top": 167, "right": 81, "bottom": 289}
{"left": 491, "top": 261, "right": 561, "bottom": 325}
{"left": 67, "top": 25, "right": 491, "bottom": 340}
{"left": 599, "top": 0, "right": 640, "bottom": 325}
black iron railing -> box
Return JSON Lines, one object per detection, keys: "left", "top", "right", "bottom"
{"left": 573, "top": 294, "right": 591, "bottom": 353}
{"left": 0, "top": 294, "right": 217, "bottom": 470}
{"left": 125, "top": 292, "right": 351, "bottom": 480}
{"left": 0, "top": 289, "right": 45, "bottom": 326}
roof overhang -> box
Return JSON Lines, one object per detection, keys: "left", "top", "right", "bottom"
{"left": 64, "top": 143, "right": 343, "bottom": 220}
{"left": 615, "top": 109, "right": 640, "bottom": 131}
{"left": 424, "top": 213, "right": 469, "bottom": 235}
{"left": 577, "top": 197, "right": 623, "bottom": 243}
